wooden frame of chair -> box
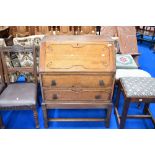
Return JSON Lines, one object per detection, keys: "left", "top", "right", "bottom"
{"left": 0, "top": 54, "right": 5, "bottom": 128}
{"left": 0, "top": 45, "right": 39, "bottom": 128}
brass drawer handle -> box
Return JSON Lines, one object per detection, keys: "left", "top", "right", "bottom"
{"left": 99, "top": 80, "right": 104, "bottom": 87}
{"left": 52, "top": 94, "right": 58, "bottom": 100}
{"left": 51, "top": 80, "right": 56, "bottom": 86}
{"left": 95, "top": 95, "right": 101, "bottom": 99}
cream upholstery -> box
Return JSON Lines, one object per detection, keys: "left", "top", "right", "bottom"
{"left": 116, "top": 69, "right": 151, "bottom": 80}
{"left": 116, "top": 54, "right": 138, "bottom": 69}
{"left": 0, "top": 39, "right": 6, "bottom": 46}
{"left": 13, "top": 35, "right": 45, "bottom": 46}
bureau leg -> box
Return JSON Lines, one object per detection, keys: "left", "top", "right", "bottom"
{"left": 33, "top": 107, "right": 39, "bottom": 129}
{"left": 105, "top": 104, "right": 112, "bottom": 128}
{"left": 42, "top": 104, "right": 48, "bottom": 128}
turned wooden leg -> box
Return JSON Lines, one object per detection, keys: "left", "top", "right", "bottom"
{"left": 0, "top": 116, "right": 3, "bottom": 129}
{"left": 120, "top": 99, "right": 130, "bottom": 129}
{"left": 0, "top": 115, "right": 5, "bottom": 129}
{"left": 33, "top": 107, "right": 39, "bottom": 129}
{"left": 143, "top": 103, "right": 150, "bottom": 115}
{"left": 115, "top": 82, "right": 122, "bottom": 109}
{"left": 105, "top": 104, "right": 112, "bottom": 128}
{"left": 42, "top": 104, "right": 48, "bottom": 128}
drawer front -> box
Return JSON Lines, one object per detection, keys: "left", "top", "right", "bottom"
{"left": 42, "top": 75, "right": 113, "bottom": 89}
{"left": 43, "top": 89, "right": 111, "bottom": 101}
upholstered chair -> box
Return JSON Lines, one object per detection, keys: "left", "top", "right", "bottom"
{"left": 0, "top": 45, "right": 39, "bottom": 128}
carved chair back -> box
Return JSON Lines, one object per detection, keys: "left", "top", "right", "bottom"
{"left": 0, "top": 45, "right": 37, "bottom": 85}
{"left": 0, "top": 54, "right": 5, "bottom": 87}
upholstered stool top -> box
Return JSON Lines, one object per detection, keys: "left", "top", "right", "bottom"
{"left": 120, "top": 77, "right": 155, "bottom": 97}
{"left": 116, "top": 69, "right": 151, "bottom": 80}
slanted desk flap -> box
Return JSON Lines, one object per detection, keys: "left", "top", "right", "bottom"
{"left": 39, "top": 36, "right": 115, "bottom": 73}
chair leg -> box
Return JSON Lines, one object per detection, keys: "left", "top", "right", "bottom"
{"left": 42, "top": 104, "right": 48, "bottom": 128}
{"left": 120, "top": 99, "right": 130, "bottom": 129}
{"left": 33, "top": 107, "right": 39, "bottom": 129}
{"left": 115, "top": 83, "right": 121, "bottom": 109}
{"left": 0, "top": 116, "right": 3, "bottom": 129}
{"left": 105, "top": 104, "right": 112, "bottom": 128}
{"left": 143, "top": 103, "right": 150, "bottom": 115}
{"left": 0, "top": 115, "right": 5, "bottom": 129}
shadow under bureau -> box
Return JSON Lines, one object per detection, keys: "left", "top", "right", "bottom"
{"left": 39, "top": 35, "right": 116, "bottom": 128}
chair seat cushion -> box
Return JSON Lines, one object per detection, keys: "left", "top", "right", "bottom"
{"left": 116, "top": 69, "right": 151, "bottom": 80}
{"left": 116, "top": 54, "right": 138, "bottom": 69}
{"left": 120, "top": 77, "right": 155, "bottom": 97}
{"left": 0, "top": 83, "right": 36, "bottom": 107}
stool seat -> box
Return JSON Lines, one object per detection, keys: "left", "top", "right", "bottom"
{"left": 116, "top": 69, "right": 151, "bottom": 80}
{"left": 120, "top": 77, "right": 155, "bottom": 97}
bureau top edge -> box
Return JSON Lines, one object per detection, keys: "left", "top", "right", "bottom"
{"left": 41, "top": 35, "right": 114, "bottom": 43}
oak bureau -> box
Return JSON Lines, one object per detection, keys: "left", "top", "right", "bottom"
{"left": 39, "top": 35, "right": 116, "bottom": 128}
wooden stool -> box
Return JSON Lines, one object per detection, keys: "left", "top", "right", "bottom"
{"left": 114, "top": 77, "right": 155, "bottom": 129}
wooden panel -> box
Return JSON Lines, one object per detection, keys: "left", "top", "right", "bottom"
{"left": 42, "top": 74, "right": 113, "bottom": 89}
{"left": 100, "top": 26, "right": 117, "bottom": 37}
{"left": 46, "top": 101, "right": 111, "bottom": 109}
{"left": 39, "top": 35, "right": 115, "bottom": 73}
{"left": 45, "top": 44, "right": 109, "bottom": 71}
{"left": 44, "top": 89, "right": 111, "bottom": 101}
{"left": 117, "top": 26, "right": 138, "bottom": 54}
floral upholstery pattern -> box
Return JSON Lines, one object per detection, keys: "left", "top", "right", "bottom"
{"left": 116, "top": 54, "right": 138, "bottom": 69}
{"left": 120, "top": 77, "right": 155, "bottom": 97}
{"left": 13, "top": 35, "right": 44, "bottom": 68}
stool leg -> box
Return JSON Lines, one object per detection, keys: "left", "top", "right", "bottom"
{"left": 33, "top": 107, "right": 39, "bottom": 129}
{"left": 42, "top": 104, "right": 48, "bottom": 128}
{"left": 115, "top": 83, "right": 121, "bottom": 109}
{"left": 143, "top": 103, "right": 150, "bottom": 114}
{"left": 105, "top": 104, "right": 112, "bottom": 128}
{"left": 120, "top": 99, "right": 130, "bottom": 129}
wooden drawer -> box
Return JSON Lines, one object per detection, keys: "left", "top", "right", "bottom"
{"left": 43, "top": 88, "right": 111, "bottom": 101}
{"left": 41, "top": 75, "right": 113, "bottom": 89}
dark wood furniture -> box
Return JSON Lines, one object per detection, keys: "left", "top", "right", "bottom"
{"left": 136, "top": 26, "right": 155, "bottom": 49}
{"left": 114, "top": 77, "right": 155, "bottom": 129}
{"left": 0, "top": 54, "right": 5, "bottom": 128}
{"left": 0, "top": 26, "right": 10, "bottom": 38}
{"left": 0, "top": 45, "right": 39, "bottom": 128}
{"left": 39, "top": 35, "right": 115, "bottom": 128}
